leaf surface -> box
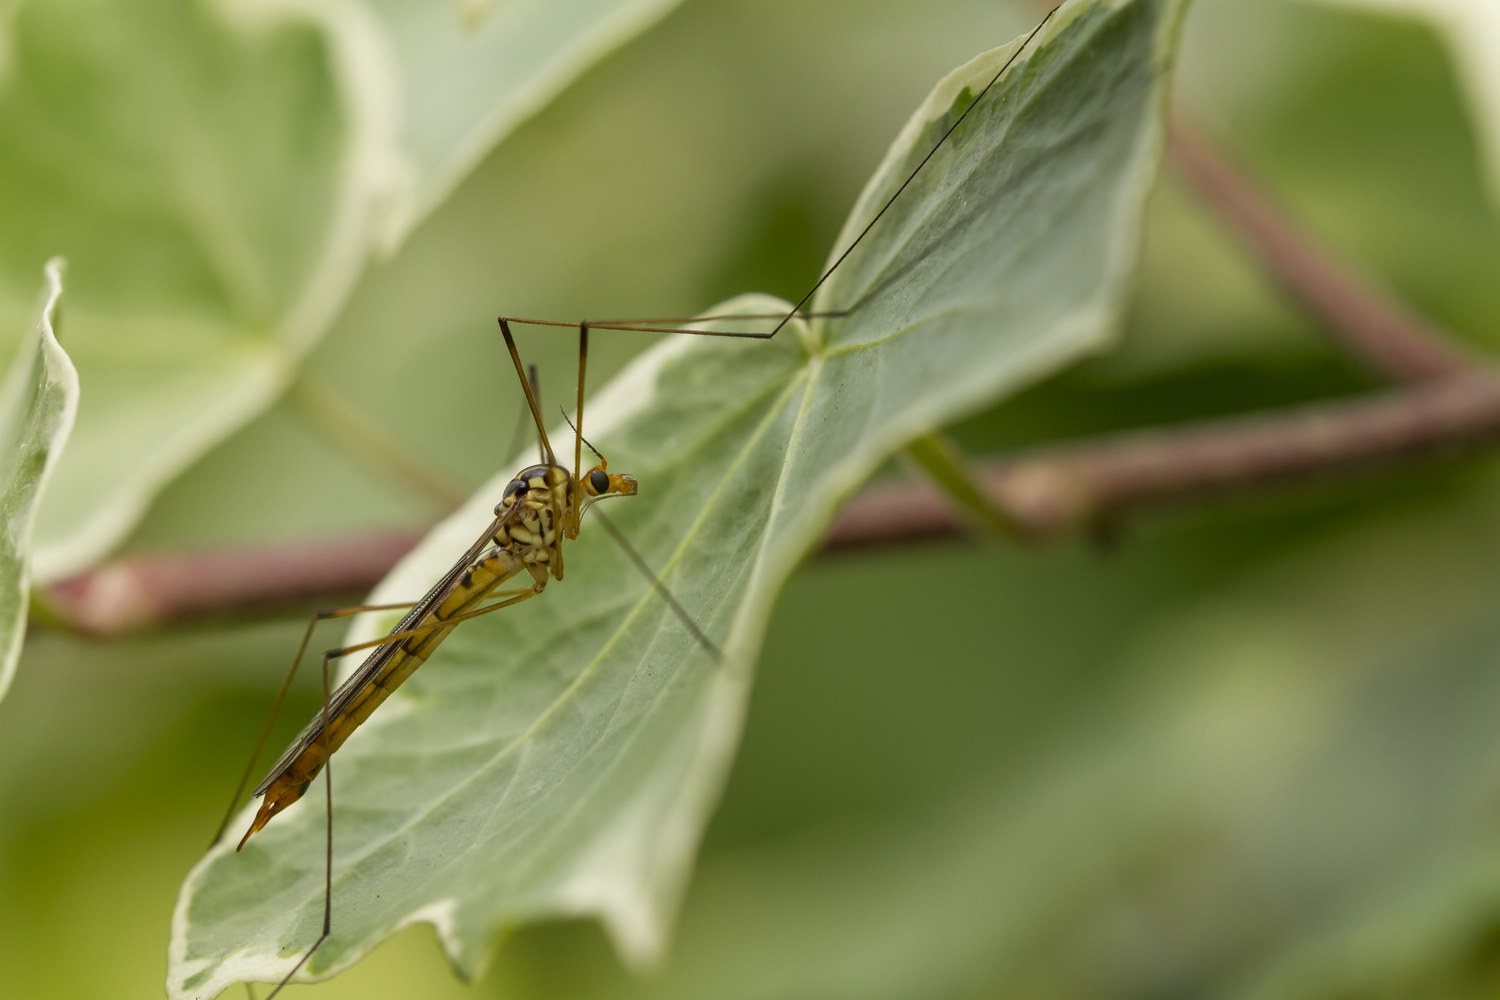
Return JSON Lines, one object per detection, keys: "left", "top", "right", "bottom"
{"left": 0, "top": 0, "right": 683, "bottom": 580}
{"left": 0, "top": 258, "right": 76, "bottom": 702}
{"left": 360, "top": 0, "right": 689, "bottom": 247}
{"left": 170, "top": 1, "right": 1188, "bottom": 994}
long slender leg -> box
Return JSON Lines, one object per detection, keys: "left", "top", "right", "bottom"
{"left": 590, "top": 310, "right": 850, "bottom": 326}
{"left": 499, "top": 309, "right": 851, "bottom": 340}
{"left": 259, "top": 582, "right": 548, "bottom": 998}
{"left": 589, "top": 507, "right": 720, "bottom": 663}
{"left": 260, "top": 641, "right": 337, "bottom": 1000}
{"left": 500, "top": 318, "right": 555, "bottom": 465}
{"left": 498, "top": 10, "right": 1059, "bottom": 347}
{"left": 235, "top": 582, "right": 546, "bottom": 850}
{"left": 315, "top": 584, "right": 542, "bottom": 662}
{"left": 574, "top": 323, "right": 588, "bottom": 491}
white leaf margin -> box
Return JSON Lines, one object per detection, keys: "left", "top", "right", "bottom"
{"left": 0, "top": 258, "right": 78, "bottom": 701}
{"left": 31, "top": 0, "right": 398, "bottom": 584}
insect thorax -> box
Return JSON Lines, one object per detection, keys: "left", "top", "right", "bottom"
{"left": 493, "top": 464, "right": 570, "bottom": 565}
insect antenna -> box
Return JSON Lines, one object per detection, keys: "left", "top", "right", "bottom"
{"left": 558, "top": 406, "right": 604, "bottom": 465}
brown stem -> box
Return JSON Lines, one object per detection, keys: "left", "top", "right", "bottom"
{"left": 40, "top": 532, "right": 426, "bottom": 636}
{"left": 45, "top": 371, "right": 1500, "bottom": 632}
{"left": 826, "top": 372, "right": 1500, "bottom": 548}
{"left": 40, "top": 93, "right": 1500, "bottom": 632}
{"left": 1168, "top": 113, "right": 1473, "bottom": 382}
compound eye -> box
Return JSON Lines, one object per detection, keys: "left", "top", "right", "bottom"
{"left": 588, "top": 469, "right": 610, "bottom": 496}
{"left": 502, "top": 478, "right": 527, "bottom": 504}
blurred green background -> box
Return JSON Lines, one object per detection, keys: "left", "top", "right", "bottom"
{"left": 6, "top": 0, "right": 1500, "bottom": 997}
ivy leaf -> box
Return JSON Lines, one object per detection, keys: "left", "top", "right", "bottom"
{"left": 1309, "top": 0, "right": 1500, "bottom": 210}
{"left": 0, "top": 0, "right": 685, "bottom": 582}
{"left": 170, "top": 1, "right": 1188, "bottom": 995}
{"left": 363, "top": 0, "right": 690, "bottom": 248}
{"left": 0, "top": 258, "right": 77, "bottom": 703}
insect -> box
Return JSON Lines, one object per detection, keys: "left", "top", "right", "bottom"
{"left": 184, "top": 3, "right": 1117, "bottom": 995}
{"left": 231, "top": 328, "right": 630, "bottom": 842}
{"left": 211, "top": 316, "right": 734, "bottom": 994}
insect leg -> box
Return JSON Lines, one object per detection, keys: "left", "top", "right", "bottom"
{"left": 211, "top": 601, "right": 419, "bottom": 847}
{"left": 255, "top": 582, "right": 547, "bottom": 997}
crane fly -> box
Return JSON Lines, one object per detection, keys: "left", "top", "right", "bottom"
{"left": 230, "top": 324, "right": 670, "bottom": 847}
{"left": 207, "top": 6, "right": 1061, "bottom": 996}
{"left": 213, "top": 319, "right": 726, "bottom": 995}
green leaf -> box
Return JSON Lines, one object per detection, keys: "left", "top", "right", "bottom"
{"left": 0, "top": 0, "right": 685, "bottom": 582}
{"left": 0, "top": 258, "right": 77, "bottom": 703}
{"left": 1306, "top": 0, "right": 1500, "bottom": 213}
{"left": 0, "top": 0, "right": 366, "bottom": 581}
{"left": 362, "top": 0, "right": 691, "bottom": 248}
{"left": 170, "top": 1, "right": 1188, "bottom": 995}
{"left": 521, "top": 470, "right": 1500, "bottom": 1000}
